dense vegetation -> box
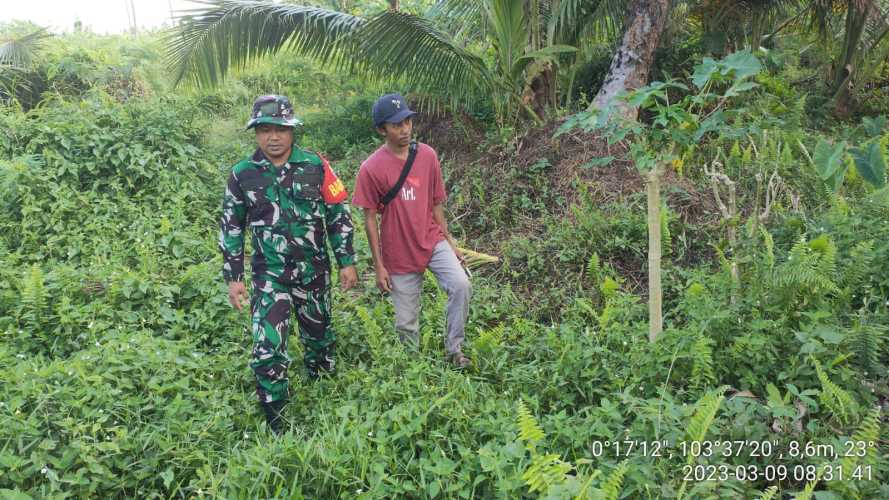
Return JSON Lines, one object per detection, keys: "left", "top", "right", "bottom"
{"left": 1, "top": 1, "right": 888, "bottom": 498}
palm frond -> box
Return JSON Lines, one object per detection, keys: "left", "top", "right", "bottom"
{"left": 862, "top": 0, "right": 889, "bottom": 52}
{"left": 166, "top": 0, "right": 363, "bottom": 87}
{"left": 0, "top": 28, "right": 50, "bottom": 68}
{"left": 166, "top": 1, "right": 492, "bottom": 111}
{"left": 428, "top": 0, "right": 487, "bottom": 43}
{"left": 352, "top": 10, "right": 492, "bottom": 107}
{"left": 550, "top": 0, "right": 627, "bottom": 47}
{"left": 806, "top": 0, "right": 874, "bottom": 41}
{"left": 691, "top": 0, "right": 802, "bottom": 44}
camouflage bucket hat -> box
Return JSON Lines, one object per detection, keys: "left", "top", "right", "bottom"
{"left": 245, "top": 94, "right": 303, "bottom": 130}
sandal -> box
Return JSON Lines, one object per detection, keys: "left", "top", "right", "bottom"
{"left": 448, "top": 352, "right": 471, "bottom": 369}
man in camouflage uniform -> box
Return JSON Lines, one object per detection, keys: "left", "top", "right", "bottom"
{"left": 219, "top": 95, "right": 357, "bottom": 434}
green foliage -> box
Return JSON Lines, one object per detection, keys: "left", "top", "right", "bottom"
{"left": 685, "top": 386, "right": 727, "bottom": 447}
{"left": 757, "top": 485, "right": 779, "bottom": 500}
{"left": 793, "top": 474, "right": 821, "bottom": 500}
{"left": 570, "top": 48, "right": 612, "bottom": 104}
{"left": 861, "top": 115, "right": 887, "bottom": 137}
{"left": 599, "top": 460, "right": 628, "bottom": 500}
{"left": 690, "top": 333, "right": 716, "bottom": 389}
{"left": 167, "top": 0, "right": 598, "bottom": 121}
{"left": 516, "top": 401, "right": 545, "bottom": 452}
{"left": 813, "top": 139, "right": 849, "bottom": 192}
{"left": 18, "top": 264, "right": 46, "bottom": 333}
{"left": 812, "top": 358, "right": 860, "bottom": 426}
{"left": 300, "top": 94, "right": 380, "bottom": 158}
{"left": 828, "top": 407, "right": 883, "bottom": 498}
{"left": 513, "top": 400, "right": 632, "bottom": 499}
{"left": 521, "top": 453, "right": 573, "bottom": 494}
{"left": 849, "top": 139, "right": 887, "bottom": 188}
{"left": 846, "top": 322, "right": 886, "bottom": 374}
{"left": 2, "top": 22, "right": 889, "bottom": 500}
{"left": 772, "top": 235, "right": 840, "bottom": 309}
{"left": 809, "top": 132, "right": 888, "bottom": 193}
{"left": 0, "top": 28, "right": 50, "bottom": 106}
{"left": 558, "top": 50, "right": 764, "bottom": 172}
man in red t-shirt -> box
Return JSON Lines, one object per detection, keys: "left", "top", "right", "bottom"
{"left": 352, "top": 93, "right": 471, "bottom": 368}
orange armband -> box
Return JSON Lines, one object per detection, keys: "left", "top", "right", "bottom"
{"left": 319, "top": 155, "right": 348, "bottom": 204}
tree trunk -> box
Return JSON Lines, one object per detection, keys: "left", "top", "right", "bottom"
{"left": 388, "top": 0, "right": 399, "bottom": 11}
{"left": 525, "top": 63, "right": 555, "bottom": 121}
{"left": 592, "top": 0, "right": 671, "bottom": 120}
{"left": 831, "top": 0, "right": 870, "bottom": 117}
{"left": 647, "top": 165, "right": 664, "bottom": 342}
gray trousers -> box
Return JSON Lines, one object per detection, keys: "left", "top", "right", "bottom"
{"left": 390, "top": 240, "right": 471, "bottom": 355}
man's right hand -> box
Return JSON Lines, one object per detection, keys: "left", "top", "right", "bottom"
{"left": 228, "top": 281, "right": 249, "bottom": 312}
{"left": 375, "top": 265, "right": 392, "bottom": 294}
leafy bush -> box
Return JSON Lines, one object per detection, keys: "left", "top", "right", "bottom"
{"left": 1, "top": 32, "right": 888, "bottom": 500}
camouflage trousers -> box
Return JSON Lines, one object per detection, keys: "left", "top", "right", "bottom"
{"left": 250, "top": 273, "right": 335, "bottom": 403}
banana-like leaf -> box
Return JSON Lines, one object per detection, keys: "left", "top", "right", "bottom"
{"left": 721, "top": 50, "right": 763, "bottom": 82}
{"left": 861, "top": 115, "right": 888, "bottom": 136}
{"left": 850, "top": 140, "right": 887, "bottom": 188}
{"left": 813, "top": 139, "right": 847, "bottom": 181}
{"left": 692, "top": 50, "right": 762, "bottom": 88}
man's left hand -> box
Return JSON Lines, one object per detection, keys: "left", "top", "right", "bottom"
{"left": 339, "top": 265, "right": 358, "bottom": 290}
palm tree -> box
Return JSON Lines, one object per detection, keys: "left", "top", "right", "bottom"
{"left": 166, "top": 0, "right": 631, "bottom": 122}
{"left": 806, "top": 0, "right": 889, "bottom": 114}
{"left": 0, "top": 28, "right": 50, "bottom": 107}
{"left": 687, "top": 0, "right": 802, "bottom": 54}
{"left": 430, "top": 0, "right": 627, "bottom": 117}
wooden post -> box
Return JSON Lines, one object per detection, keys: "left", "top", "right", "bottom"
{"left": 647, "top": 165, "right": 663, "bottom": 342}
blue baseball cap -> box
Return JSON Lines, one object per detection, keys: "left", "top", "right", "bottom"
{"left": 372, "top": 93, "right": 416, "bottom": 128}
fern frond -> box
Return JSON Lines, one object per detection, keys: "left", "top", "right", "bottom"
{"left": 676, "top": 386, "right": 728, "bottom": 500}
{"left": 586, "top": 252, "right": 601, "bottom": 281}
{"left": 686, "top": 386, "right": 728, "bottom": 448}
{"left": 691, "top": 333, "right": 716, "bottom": 388}
{"left": 517, "top": 401, "right": 545, "bottom": 452}
{"left": 812, "top": 358, "right": 859, "bottom": 426}
{"left": 601, "top": 461, "right": 629, "bottom": 500}
{"left": 355, "top": 305, "right": 385, "bottom": 357}
{"left": 841, "top": 406, "right": 881, "bottom": 471}
{"left": 811, "top": 235, "right": 838, "bottom": 282}
{"left": 774, "top": 236, "right": 840, "bottom": 298}
{"left": 474, "top": 325, "right": 505, "bottom": 354}
{"left": 757, "top": 485, "right": 779, "bottom": 500}
{"left": 20, "top": 264, "right": 46, "bottom": 329}
{"left": 829, "top": 407, "right": 881, "bottom": 498}
{"left": 847, "top": 323, "right": 885, "bottom": 374}
{"left": 840, "top": 240, "right": 875, "bottom": 290}
{"left": 794, "top": 476, "right": 820, "bottom": 500}
{"left": 522, "top": 452, "right": 572, "bottom": 493}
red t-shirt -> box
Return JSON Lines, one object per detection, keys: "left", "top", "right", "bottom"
{"left": 352, "top": 143, "right": 446, "bottom": 274}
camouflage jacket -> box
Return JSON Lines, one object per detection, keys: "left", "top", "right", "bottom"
{"left": 219, "top": 147, "right": 355, "bottom": 284}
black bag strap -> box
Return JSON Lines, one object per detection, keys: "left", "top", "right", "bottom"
{"left": 380, "top": 141, "right": 418, "bottom": 207}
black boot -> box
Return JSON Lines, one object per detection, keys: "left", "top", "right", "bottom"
{"left": 260, "top": 399, "right": 287, "bottom": 435}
